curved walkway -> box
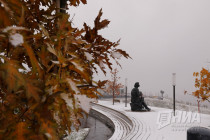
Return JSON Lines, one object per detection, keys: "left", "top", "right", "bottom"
{"left": 92, "top": 103, "right": 153, "bottom": 140}
{"left": 92, "top": 103, "right": 132, "bottom": 140}
{"left": 93, "top": 100, "right": 210, "bottom": 140}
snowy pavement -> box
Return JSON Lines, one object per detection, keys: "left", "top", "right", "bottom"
{"left": 98, "top": 100, "right": 210, "bottom": 140}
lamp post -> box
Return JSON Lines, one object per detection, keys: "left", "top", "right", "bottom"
{"left": 125, "top": 78, "right": 128, "bottom": 107}
{"left": 56, "top": 0, "right": 67, "bottom": 13}
{"left": 172, "top": 73, "right": 176, "bottom": 116}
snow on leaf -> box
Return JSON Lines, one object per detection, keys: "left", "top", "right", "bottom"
{"left": 38, "top": 24, "right": 50, "bottom": 38}
{"left": 66, "top": 78, "right": 80, "bottom": 94}
{"left": 99, "top": 60, "right": 105, "bottom": 69}
{"left": 42, "top": 15, "right": 55, "bottom": 19}
{"left": 51, "top": 60, "right": 60, "bottom": 64}
{"left": 111, "top": 51, "right": 122, "bottom": 59}
{"left": 84, "top": 52, "right": 93, "bottom": 61}
{"left": 9, "top": 33, "right": 24, "bottom": 47}
{"left": 18, "top": 69, "right": 28, "bottom": 73}
{"left": 45, "top": 133, "right": 52, "bottom": 139}
{"left": 61, "top": 93, "right": 73, "bottom": 109}
{"left": 47, "top": 44, "right": 57, "bottom": 56}
{"left": 95, "top": 51, "right": 100, "bottom": 54}
{"left": 0, "top": 58, "right": 4, "bottom": 63}
{"left": 2, "top": 26, "right": 28, "bottom": 32}
{"left": 71, "top": 61, "right": 84, "bottom": 72}
{"left": 22, "top": 63, "right": 31, "bottom": 72}
{"left": 74, "top": 94, "right": 96, "bottom": 113}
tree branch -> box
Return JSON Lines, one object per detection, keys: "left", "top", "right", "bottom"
{"left": 17, "top": 107, "right": 29, "bottom": 122}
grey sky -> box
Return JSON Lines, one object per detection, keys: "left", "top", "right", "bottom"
{"left": 68, "top": 0, "right": 210, "bottom": 104}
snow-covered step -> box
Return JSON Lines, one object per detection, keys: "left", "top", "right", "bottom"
{"left": 92, "top": 103, "right": 154, "bottom": 140}
{"left": 91, "top": 103, "right": 153, "bottom": 140}
{"left": 137, "top": 117, "right": 151, "bottom": 140}
{"left": 91, "top": 103, "right": 133, "bottom": 140}
{"left": 122, "top": 117, "right": 143, "bottom": 140}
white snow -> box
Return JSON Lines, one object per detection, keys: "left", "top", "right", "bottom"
{"left": 95, "top": 51, "right": 100, "bottom": 54}
{"left": 71, "top": 61, "right": 84, "bottom": 72}
{"left": 66, "top": 78, "right": 80, "bottom": 94}
{"left": 0, "top": 52, "right": 5, "bottom": 55}
{"left": 2, "top": 26, "right": 26, "bottom": 48}
{"left": 0, "top": 53, "right": 5, "bottom": 63}
{"left": 111, "top": 51, "right": 122, "bottom": 59}
{"left": 18, "top": 69, "right": 28, "bottom": 73}
{"left": 42, "top": 15, "right": 55, "bottom": 19}
{"left": 22, "top": 63, "right": 31, "bottom": 72}
{"left": 47, "top": 44, "right": 57, "bottom": 55}
{"left": 74, "top": 94, "right": 96, "bottom": 113}
{"left": 9, "top": 33, "right": 24, "bottom": 47}
{"left": 84, "top": 52, "right": 93, "bottom": 61}
{"left": 45, "top": 133, "right": 52, "bottom": 139}
{"left": 61, "top": 93, "right": 74, "bottom": 109}
{"left": 99, "top": 60, "right": 105, "bottom": 70}
{"left": 98, "top": 99, "right": 210, "bottom": 140}
{"left": 144, "top": 97, "right": 210, "bottom": 115}
{"left": 0, "top": 58, "right": 4, "bottom": 63}
{"left": 2, "top": 26, "right": 27, "bottom": 33}
{"left": 51, "top": 60, "right": 60, "bottom": 64}
{"left": 64, "top": 128, "right": 90, "bottom": 140}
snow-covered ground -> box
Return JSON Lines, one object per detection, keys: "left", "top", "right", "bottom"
{"left": 121, "top": 97, "right": 210, "bottom": 115}
{"left": 144, "top": 97, "right": 210, "bottom": 115}
{"left": 64, "top": 128, "right": 90, "bottom": 140}
{"left": 98, "top": 99, "right": 210, "bottom": 140}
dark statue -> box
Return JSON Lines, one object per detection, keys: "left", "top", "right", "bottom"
{"left": 130, "top": 82, "right": 151, "bottom": 111}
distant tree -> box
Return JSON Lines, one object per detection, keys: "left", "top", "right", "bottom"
{"left": 184, "top": 68, "right": 210, "bottom": 112}
{"left": 105, "top": 68, "right": 124, "bottom": 105}
{"left": 0, "top": 0, "right": 130, "bottom": 139}
{"left": 193, "top": 68, "right": 210, "bottom": 102}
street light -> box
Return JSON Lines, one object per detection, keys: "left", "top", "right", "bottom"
{"left": 125, "top": 78, "right": 128, "bottom": 107}
{"left": 172, "top": 73, "right": 176, "bottom": 116}
{"left": 56, "top": 0, "right": 67, "bottom": 13}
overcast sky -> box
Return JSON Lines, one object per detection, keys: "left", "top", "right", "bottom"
{"left": 68, "top": 0, "right": 210, "bottom": 104}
